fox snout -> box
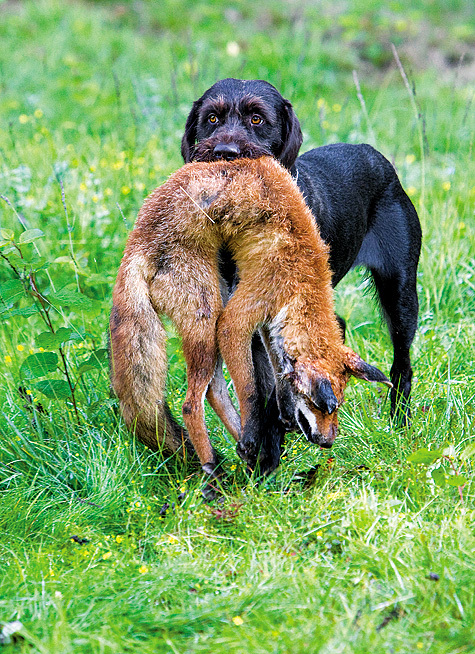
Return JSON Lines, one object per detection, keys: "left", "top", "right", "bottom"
{"left": 295, "top": 399, "right": 339, "bottom": 449}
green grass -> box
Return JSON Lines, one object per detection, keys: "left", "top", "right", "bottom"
{"left": 1, "top": 0, "right": 475, "bottom": 652}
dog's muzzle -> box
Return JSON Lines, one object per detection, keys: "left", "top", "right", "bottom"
{"left": 192, "top": 135, "right": 271, "bottom": 163}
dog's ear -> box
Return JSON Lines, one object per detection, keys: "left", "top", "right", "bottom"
{"left": 343, "top": 348, "right": 392, "bottom": 387}
{"left": 181, "top": 99, "right": 202, "bottom": 162}
{"left": 278, "top": 99, "right": 303, "bottom": 169}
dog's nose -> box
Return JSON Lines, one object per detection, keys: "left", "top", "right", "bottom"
{"left": 213, "top": 143, "right": 241, "bottom": 160}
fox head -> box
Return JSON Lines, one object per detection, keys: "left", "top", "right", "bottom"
{"left": 281, "top": 347, "right": 392, "bottom": 448}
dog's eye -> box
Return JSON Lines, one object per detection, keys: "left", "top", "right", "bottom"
{"left": 251, "top": 114, "right": 263, "bottom": 125}
{"left": 208, "top": 114, "right": 218, "bottom": 124}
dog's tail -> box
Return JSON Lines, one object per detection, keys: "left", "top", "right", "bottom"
{"left": 109, "top": 257, "right": 195, "bottom": 458}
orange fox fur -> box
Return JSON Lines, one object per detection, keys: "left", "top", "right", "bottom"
{"left": 109, "top": 156, "right": 390, "bottom": 474}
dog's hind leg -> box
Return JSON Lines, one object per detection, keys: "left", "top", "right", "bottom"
{"left": 363, "top": 191, "right": 421, "bottom": 424}
{"left": 371, "top": 266, "right": 419, "bottom": 424}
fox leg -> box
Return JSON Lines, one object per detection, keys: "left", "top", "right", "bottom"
{"left": 217, "top": 289, "right": 270, "bottom": 469}
{"left": 146, "top": 255, "right": 228, "bottom": 476}
{"left": 206, "top": 355, "right": 241, "bottom": 442}
{"left": 180, "top": 332, "right": 222, "bottom": 476}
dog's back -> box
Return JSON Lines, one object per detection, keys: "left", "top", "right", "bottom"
{"left": 293, "top": 144, "right": 419, "bottom": 283}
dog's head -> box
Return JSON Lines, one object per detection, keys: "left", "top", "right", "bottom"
{"left": 181, "top": 78, "right": 303, "bottom": 169}
{"left": 281, "top": 348, "right": 392, "bottom": 448}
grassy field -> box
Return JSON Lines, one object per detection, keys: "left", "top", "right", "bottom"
{"left": 1, "top": 1, "right": 475, "bottom": 652}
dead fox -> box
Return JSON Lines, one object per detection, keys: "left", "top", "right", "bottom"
{"left": 109, "top": 156, "right": 391, "bottom": 478}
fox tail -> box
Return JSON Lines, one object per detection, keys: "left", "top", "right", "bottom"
{"left": 109, "top": 260, "right": 195, "bottom": 458}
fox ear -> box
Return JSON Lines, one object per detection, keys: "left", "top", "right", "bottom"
{"left": 311, "top": 377, "right": 338, "bottom": 414}
{"left": 344, "top": 348, "right": 392, "bottom": 387}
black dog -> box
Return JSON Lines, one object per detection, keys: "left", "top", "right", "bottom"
{"left": 181, "top": 78, "right": 422, "bottom": 472}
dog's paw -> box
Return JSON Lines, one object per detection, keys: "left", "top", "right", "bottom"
{"left": 236, "top": 438, "right": 259, "bottom": 467}
{"left": 257, "top": 448, "right": 281, "bottom": 477}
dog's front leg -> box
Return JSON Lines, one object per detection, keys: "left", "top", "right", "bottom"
{"left": 250, "top": 333, "right": 286, "bottom": 474}
{"left": 259, "top": 325, "right": 296, "bottom": 430}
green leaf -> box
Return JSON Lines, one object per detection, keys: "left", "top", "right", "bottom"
{"left": 431, "top": 468, "right": 446, "bottom": 487}
{"left": 0, "top": 252, "right": 23, "bottom": 266}
{"left": 36, "top": 328, "right": 73, "bottom": 349}
{"left": 93, "top": 348, "right": 109, "bottom": 364}
{"left": 75, "top": 363, "right": 96, "bottom": 376}
{"left": 20, "top": 352, "right": 58, "bottom": 379}
{"left": 19, "top": 229, "right": 44, "bottom": 244}
{"left": 2, "top": 249, "right": 45, "bottom": 267}
{"left": 35, "top": 379, "right": 72, "bottom": 399}
{"left": 0, "top": 229, "right": 14, "bottom": 241}
{"left": 446, "top": 475, "right": 467, "bottom": 487}
{"left": 0, "top": 279, "right": 24, "bottom": 303}
{"left": 49, "top": 288, "right": 94, "bottom": 310}
{"left": 0, "top": 305, "right": 39, "bottom": 318}
{"left": 460, "top": 443, "right": 475, "bottom": 460}
{"left": 407, "top": 448, "right": 442, "bottom": 465}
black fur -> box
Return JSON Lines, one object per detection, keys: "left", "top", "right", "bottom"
{"left": 182, "top": 78, "right": 422, "bottom": 472}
